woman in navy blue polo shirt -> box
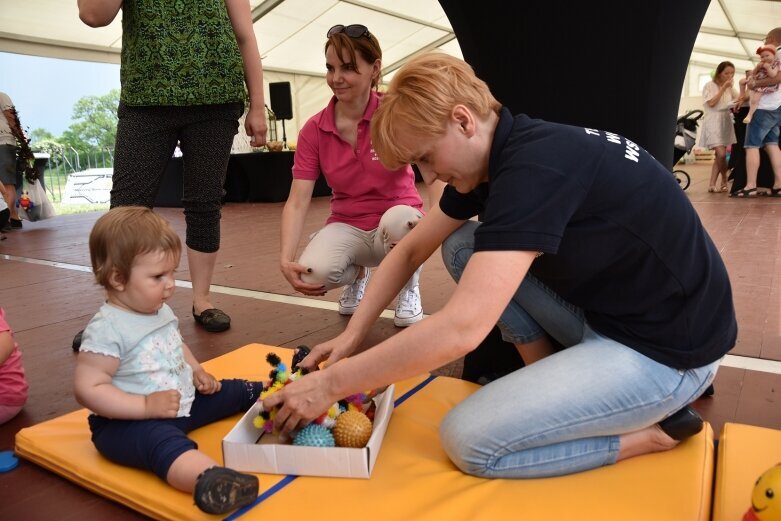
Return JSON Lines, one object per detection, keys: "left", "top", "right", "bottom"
{"left": 262, "top": 52, "right": 736, "bottom": 479}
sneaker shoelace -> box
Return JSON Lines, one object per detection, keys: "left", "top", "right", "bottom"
{"left": 397, "top": 285, "right": 421, "bottom": 314}
{"left": 341, "top": 271, "right": 369, "bottom": 304}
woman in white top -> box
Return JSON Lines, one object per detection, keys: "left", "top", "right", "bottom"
{"left": 698, "top": 61, "right": 738, "bottom": 193}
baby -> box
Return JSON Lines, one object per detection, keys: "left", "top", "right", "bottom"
{"left": 73, "top": 206, "right": 261, "bottom": 515}
{"left": 739, "top": 45, "right": 780, "bottom": 124}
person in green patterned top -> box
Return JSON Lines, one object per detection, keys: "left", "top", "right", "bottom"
{"left": 78, "top": 0, "right": 267, "bottom": 334}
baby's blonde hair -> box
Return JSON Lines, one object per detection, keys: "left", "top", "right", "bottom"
{"left": 371, "top": 52, "right": 501, "bottom": 169}
{"left": 89, "top": 206, "right": 181, "bottom": 289}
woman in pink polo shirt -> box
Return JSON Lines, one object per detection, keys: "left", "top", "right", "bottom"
{"left": 280, "top": 24, "right": 426, "bottom": 327}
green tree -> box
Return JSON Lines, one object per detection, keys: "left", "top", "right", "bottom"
{"left": 30, "top": 128, "right": 55, "bottom": 143}
{"left": 60, "top": 89, "right": 119, "bottom": 154}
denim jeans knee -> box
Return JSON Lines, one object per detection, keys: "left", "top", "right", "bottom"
{"left": 441, "top": 221, "right": 584, "bottom": 346}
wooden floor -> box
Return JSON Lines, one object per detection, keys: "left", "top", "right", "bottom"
{"left": 1, "top": 162, "right": 780, "bottom": 519}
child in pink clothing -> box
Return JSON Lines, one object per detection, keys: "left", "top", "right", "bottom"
{"left": 739, "top": 45, "right": 780, "bottom": 124}
{"left": 0, "top": 307, "right": 28, "bottom": 424}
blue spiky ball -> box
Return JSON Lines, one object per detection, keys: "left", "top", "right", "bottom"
{"left": 293, "top": 424, "right": 335, "bottom": 447}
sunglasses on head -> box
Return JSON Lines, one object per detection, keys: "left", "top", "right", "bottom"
{"left": 327, "top": 24, "right": 371, "bottom": 39}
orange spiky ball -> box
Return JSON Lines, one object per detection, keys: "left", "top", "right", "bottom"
{"left": 333, "top": 410, "right": 373, "bottom": 448}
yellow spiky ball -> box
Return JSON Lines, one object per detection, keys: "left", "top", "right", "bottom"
{"left": 333, "top": 410, "right": 373, "bottom": 448}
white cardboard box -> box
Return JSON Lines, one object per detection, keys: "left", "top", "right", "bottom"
{"left": 222, "top": 384, "right": 394, "bottom": 478}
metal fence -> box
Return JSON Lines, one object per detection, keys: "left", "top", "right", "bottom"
{"left": 40, "top": 147, "right": 114, "bottom": 203}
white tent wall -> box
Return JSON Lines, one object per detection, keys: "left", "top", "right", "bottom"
{"left": 232, "top": 71, "right": 333, "bottom": 153}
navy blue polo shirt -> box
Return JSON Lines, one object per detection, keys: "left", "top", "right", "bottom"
{"left": 440, "top": 108, "right": 736, "bottom": 369}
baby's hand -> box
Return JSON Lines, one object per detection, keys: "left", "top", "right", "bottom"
{"left": 145, "top": 390, "right": 180, "bottom": 418}
{"left": 193, "top": 369, "right": 222, "bottom": 395}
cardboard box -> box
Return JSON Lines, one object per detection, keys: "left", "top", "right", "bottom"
{"left": 222, "top": 384, "right": 394, "bottom": 478}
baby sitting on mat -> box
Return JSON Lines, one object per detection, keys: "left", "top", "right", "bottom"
{"left": 73, "top": 206, "right": 261, "bottom": 515}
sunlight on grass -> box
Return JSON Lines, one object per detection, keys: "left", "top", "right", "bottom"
{"left": 53, "top": 203, "right": 108, "bottom": 215}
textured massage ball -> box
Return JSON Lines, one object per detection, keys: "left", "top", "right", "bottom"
{"left": 293, "top": 424, "right": 335, "bottom": 447}
{"left": 333, "top": 410, "right": 373, "bottom": 448}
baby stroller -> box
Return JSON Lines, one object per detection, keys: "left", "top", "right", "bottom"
{"left": 672, "top": 109, "right": 703, "bottom": 190}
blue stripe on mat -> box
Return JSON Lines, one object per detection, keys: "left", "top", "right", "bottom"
{"left": 393, "top": 374, "right": 437, "bottom": 407}
{"left": 225, "top": 374, "right": 438, "bottom": 520}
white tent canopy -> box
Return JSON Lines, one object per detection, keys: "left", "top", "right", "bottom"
{"left": 0, "top": 0, "right": 461, "bottom": 76}
{"left": 1, "top": 0, "right": 779, "bottom": 140}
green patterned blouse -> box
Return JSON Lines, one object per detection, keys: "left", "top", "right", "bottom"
{"left": 120, "top": 0, "right": 246, "bottom": 106}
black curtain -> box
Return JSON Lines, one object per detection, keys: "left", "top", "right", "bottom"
{"left": 439, "top": 0, "right": 709, "bottom": 381}
{"left": 439, "top": 0, "right": 709, "bottom": 169}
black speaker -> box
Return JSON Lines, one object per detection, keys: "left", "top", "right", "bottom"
{"left": 269, "top": 81, "right": 293, "bottom": 120}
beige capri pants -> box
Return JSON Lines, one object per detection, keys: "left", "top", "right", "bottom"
{"left": 299, "top": 205, "right": 423, "bottom": 290}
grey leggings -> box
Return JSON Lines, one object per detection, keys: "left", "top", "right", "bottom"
{"left": 111, "top": 102, "right": 243, "bottom": 253}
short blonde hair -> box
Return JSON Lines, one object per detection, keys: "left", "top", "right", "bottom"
{"left": 89, "top": 206, "right": 181, "bottom": 289}
{"left": 372, "top": 52, "right": 501, "bottom": 169}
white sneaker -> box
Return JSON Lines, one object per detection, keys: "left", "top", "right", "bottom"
{"left": 338, "top": 268, "right": 370, "bottom": 315}
{"left": 394, "top": 278, "right": 423, "bottom": 327}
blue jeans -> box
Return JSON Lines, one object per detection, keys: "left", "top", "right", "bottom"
{"left": 745, "top": 104, "right": 781, "bottom": 148}
{"left": 439, "top": 221, "right": 719, "bottom": 478}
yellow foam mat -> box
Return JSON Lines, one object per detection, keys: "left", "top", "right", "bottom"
{"left": 16, "top": 344, "right": 714, "bottom": 521}
{"left": 713, "top": 422, "right": 781, "bottom": 521}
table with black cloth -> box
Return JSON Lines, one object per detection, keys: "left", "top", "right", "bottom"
{"left": 728, "top": 105, "right": 777, "bottom": 194}
{"left": 155, "top": 151, "right": 331, "bottom": 207}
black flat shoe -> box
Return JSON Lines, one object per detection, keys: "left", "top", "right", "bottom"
{"left": 72, "top": 329, "right": 83, "bottom": 352}
{"left": 194, "top": 466, "right": 258, "bottom": 515}
{"left": 193, "top": 307, "right": 231, "bottom": 332}
{"left": 658, "top": 405, "right": 703, "bottom": 441}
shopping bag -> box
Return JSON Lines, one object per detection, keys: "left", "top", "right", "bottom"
{"left": 17, "top": 179, "right": 56, "bottom": 222}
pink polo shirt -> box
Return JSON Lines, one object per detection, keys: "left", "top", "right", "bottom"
{"left": 0, "top": 308, "right": 28, "bottom": 407}
{"left": 293, "top": 91, "right": 423, "bottom": 231}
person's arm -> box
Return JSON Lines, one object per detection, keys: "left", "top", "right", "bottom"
{"left": 705, "top": 81, "right": 732, "bottom": 108}
{"left": 182, "top": 342, "right": 222, "bottom": 395}
{"left": 74, "top": 352, "right": 180, "bottom": 419}
{"left": 225, "top": 0, "right": 267, "bottom": 147}
{"left": 767, "top": 63, "right": 779, "bottom": 79}
{"left": 0, "top": 331, "right": 14, "bottom": 365}
{"left": 266, "top": 244, "right": 538, "bottom": 435}
{"left": 77, "top": 0, "right": 123, "bottom": 27}
{"left": 279, "top": 179, "right": 327, "bottom": 295}
{"left": 299, "top": 205, "right": 465, "bottom": 369}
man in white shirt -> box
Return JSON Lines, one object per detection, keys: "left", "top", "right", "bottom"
{"left": 743, "top": 27, "right": 781, "bottom": 197}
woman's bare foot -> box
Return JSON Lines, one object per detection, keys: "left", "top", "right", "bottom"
{"left": 616, "top": 425, "right": 678, "bottom": 462}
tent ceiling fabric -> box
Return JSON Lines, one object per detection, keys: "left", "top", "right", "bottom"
{"left": 0, "top": 0, "right": 460, "bottom": 76}
{"left": 1, "top": 0, "right": 778, "bottom": 78}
